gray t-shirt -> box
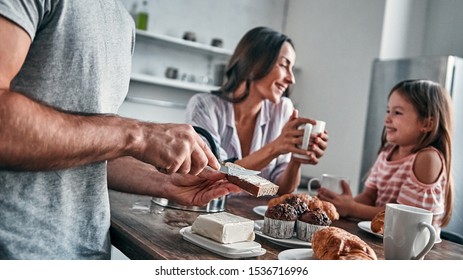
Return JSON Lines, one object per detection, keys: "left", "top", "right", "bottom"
{"left": 0, "top": 0, "right": 135, "bottom": 259}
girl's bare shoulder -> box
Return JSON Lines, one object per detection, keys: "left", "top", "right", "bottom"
{"left": 413, "top": 148, "right": 443, "bottom": 184}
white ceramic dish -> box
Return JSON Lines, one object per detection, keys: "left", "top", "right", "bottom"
{"left": 254, "top": 220, "right": 312, "bottom": 248}
{"left": 357, "top": 220, "right": 442, "bottom": 243}
{"left": 278, "top": 248, "right": 315, "bottom": 260}
{"left": 252, "top": 205, "right": 268, "bottom": 217}
{"left": 179, "top": 226, "right": 266, "bottom": 258}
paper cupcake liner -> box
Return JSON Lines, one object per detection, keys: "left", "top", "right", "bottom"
{"left": 262, "top": 217, "right": 295, "bottom": 239}
{"left": 296, "top": 220, "right": 328, "bottom": 242}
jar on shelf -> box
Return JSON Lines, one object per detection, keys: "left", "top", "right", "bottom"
{"left": 136, "top": 0, "right": 149, "bottom": 30}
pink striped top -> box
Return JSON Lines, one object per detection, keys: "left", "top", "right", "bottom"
{"left": 365, "top": 145, "right": 446, "bottom": 228}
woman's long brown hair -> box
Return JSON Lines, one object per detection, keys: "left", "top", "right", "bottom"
{"left": 211, "top": 26, "right": 294, "bottom": 103}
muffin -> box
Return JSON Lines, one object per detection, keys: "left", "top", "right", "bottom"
{"left": 268, "top": 193, "right": 311, "bottom": 209}
{"left": 296, "top": 208, "right": 332, "bottom": 242}
{"left": 308, "top": 196, "right": 340, "bottom": 221}
{"left": 262, "top": 203, "right": 298, "bottom": 239}
{"left": 283, "top": 196, "right": 308, "bottom": 217}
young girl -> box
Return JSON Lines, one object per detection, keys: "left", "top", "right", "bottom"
{"left": 318, "top": 79, "right": 454, "bottom": 235}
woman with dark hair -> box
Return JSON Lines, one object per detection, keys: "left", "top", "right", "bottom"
{"left": 185, "top": 27, "right": 328, "bottom": 194}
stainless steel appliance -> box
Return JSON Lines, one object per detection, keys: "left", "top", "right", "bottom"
{"left": 359, "top": 56, "right": 463, "bottom": 237}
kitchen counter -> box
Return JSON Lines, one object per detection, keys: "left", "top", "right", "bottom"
{"left": 109, "top": 190, "right": 463, "bottom": 260}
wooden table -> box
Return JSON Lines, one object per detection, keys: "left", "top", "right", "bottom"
{"left": 109, "top": 190, "right": 463, "bottom": 260}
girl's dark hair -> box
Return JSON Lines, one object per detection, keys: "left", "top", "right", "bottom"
{"left": 211, "top": 26, "right": 294, "bottom": 103}
{"left": 380, "top": 79, "right": 454, "bottom": 226}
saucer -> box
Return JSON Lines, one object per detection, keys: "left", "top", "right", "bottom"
{"left": 278, "top": 248, "right": 315, "bottom": 260}
{"left": 252, "top": 205, "right": 267, "bottom": 217}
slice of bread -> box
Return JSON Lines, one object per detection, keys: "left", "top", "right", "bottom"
{"left": 226, "top": 174, "right": 279, "bottom": 196}
{"left": 223, "top": 162, "right": 279, "bottom": 196}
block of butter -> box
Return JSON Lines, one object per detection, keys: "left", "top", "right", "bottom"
{"left": 191, "top": 212, "right": 255, "bottom": 244}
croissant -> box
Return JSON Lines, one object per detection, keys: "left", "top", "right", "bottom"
{"left": 371, "top": 210, "right": 385, "bottom": 234}
{"left": 312, "top": 227, "right": 377, "bottom": 260}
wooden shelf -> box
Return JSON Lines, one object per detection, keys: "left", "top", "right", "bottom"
{"left": 135, "top": 30, "right": 233, "bottom": 57}
{"left": 130, "top": 73, "right": 219, "bottom": 92}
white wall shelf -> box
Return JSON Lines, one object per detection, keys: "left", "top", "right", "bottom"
{"left": 135, "top": 30, "right": 233, "bottom": 58}
{"left": 130, "top": 72, "right": 219, "bottom": 92}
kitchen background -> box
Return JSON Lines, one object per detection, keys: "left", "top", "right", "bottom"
{"left": 117, "top": 0, "right": 463, "bottom": 234}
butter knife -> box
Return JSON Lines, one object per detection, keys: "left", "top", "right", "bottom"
{"left": 219, "top": 164, "right": 260, "bottom": 176}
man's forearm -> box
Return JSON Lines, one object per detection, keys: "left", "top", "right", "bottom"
{"left": 107, "top": 156, "right": 167, "bottom": 196}
{"left": 0, "top": 89, "right": 142, "bottom": 171}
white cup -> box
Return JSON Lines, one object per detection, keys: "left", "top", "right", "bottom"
{"left": 307, "top": 173, "right": 349, "bottom": 195}
{"left": 311, "top": 120, "right": 326, "bottom": 136}
{"left": 306, "top": 120, "right": 325, "bottom": 155}
{"left": 293, "top": 123, "right": 313, "bottom": 159}
{"left": 383, "top": 203, "right": 436, "bottom": 260}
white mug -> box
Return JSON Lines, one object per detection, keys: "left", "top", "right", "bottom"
{"left": 383, "top": 203, "right": 436, "bottom": 260}
{"left": 293, "top": 123, "right": 313, "bottom": 159}
{"left": 306, "top": 120, "right": 325, "bottom": 154}
{"left": 311, "top": 120, "right": 326, "bottom": 136}
{"left": 293, "top": 120, "right": 326, "bottom": 160}
{"left": 307, "top": 173, "right": 349, "bottom": 195}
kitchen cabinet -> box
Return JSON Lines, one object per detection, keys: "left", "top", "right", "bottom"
{"left": 131, "top": 29, "right": 233, "bottom": 92}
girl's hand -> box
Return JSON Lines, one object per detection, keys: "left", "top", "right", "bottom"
{"left": 317, "top": 180, "right": 354, "bottom": 217}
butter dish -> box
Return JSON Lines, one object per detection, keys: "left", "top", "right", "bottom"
{"left": 180, "top": 226, "right": 266, "bottom": 258}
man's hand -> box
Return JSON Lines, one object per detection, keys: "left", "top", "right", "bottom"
{"left": 135, "top": 123, "right": 220, "bottom": 175}
{"left": 166, "top": 167, "right": 241, "bottom": 206}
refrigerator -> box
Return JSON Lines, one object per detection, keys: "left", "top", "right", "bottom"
{"left": 359, "top": 56, "right": 463, "bottom": 237}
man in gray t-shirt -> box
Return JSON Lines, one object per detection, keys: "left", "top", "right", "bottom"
{"left": 0, "top": 0, "right": 240, "bottom": 259}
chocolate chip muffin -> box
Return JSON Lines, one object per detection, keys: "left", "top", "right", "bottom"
{"left": 283, "top": 196, "right": 309, "bottom": 217}
{"left": 296, "top": 208, "right": 332, "bottom": 242}
{"left": 262, "top": 203, "right": 297, "bottom": 239}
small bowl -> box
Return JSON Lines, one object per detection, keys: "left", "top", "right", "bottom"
{"left": 211, "top": 38, "right": 223, "bottom": 48}
{"left": 151, "top": 196, "right": 226, "bottom": 213}
{"left": 165, "top": 67, "right": 179, "bottom": 79}
{"left": 182, "top": 31, "right": 197, "bottom": 42}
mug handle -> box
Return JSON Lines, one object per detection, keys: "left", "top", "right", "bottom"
{"left": 307, "top": 178, "right": 320, "bottom": 195}
{"left": 412, "top": 222, "right": 436, "bottom": 260}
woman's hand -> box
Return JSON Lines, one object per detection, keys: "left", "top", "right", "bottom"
{"left": 272, "top": 110, "right": 317, "bottom": 154}
{"left": 306, "top": 131, "right": 329, "bottom": 164}
{"left": 275, "top": 110, "right": 328, "bottom": 165}
{"left": 271, "top": 110, "right": 303, "bottom": 155}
